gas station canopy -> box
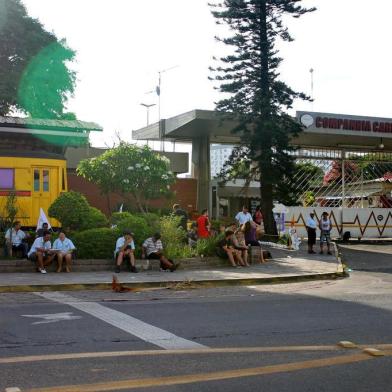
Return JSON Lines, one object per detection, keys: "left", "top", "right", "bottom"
{"left": 133, "top": 109, "right": 392, "bottom": 152}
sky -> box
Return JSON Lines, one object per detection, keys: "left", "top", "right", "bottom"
{"left": 22, "top": 0, "right": 392, "bottom": 148}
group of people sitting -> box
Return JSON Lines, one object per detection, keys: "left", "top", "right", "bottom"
{"left": 180, "top": 204, "right": 267, "bottom": 268}
{"left": 114, "top": 231, "right": 179, "bottom": 273}
{"left": 5, "top": 221, "right": 75, "bottom": 274}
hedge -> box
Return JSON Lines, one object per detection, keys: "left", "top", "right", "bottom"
{"left": 72, "top": 228, "right": 120, "bottom": 259}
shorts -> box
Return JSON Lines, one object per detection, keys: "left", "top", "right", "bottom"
{"left": 147, "top": 252, "right": 161, "bottom": 260}
{"left": 320, "top": 231, "right": 331, "bottom": 244}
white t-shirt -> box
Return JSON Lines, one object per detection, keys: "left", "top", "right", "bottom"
{"left": 28, "top": 237, "right": 52, "bottom": 257}
{"left": 235, "top": 211, "right": 253, "bottom": 225}
{"left": 115, "top": 237, "right": 135, "bottom": 253}
{"left": 53, "top": 238, "right": 76, "bottom": 253}
{"left": 5, "top": 228, "right": 26, "bottom": 246}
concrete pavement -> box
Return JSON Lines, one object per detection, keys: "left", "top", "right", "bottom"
{"left": 0, "top": 244, "right": 345, "bottom": 292}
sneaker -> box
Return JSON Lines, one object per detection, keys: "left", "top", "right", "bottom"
{"left": 130, "top": 266, "right": 138, "bottom": 273}
{"left": 327, "top": 251, "right": 332, "bottom": 255}
{"left": 39, "top": 268, "right": 47, "bottom": 274}
{"left": 115, "top": 266, "right": 121, "bottom": 273}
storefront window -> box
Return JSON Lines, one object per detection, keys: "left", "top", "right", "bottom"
{"left": 0, "top": 168, "right": 14, "bottom": 189}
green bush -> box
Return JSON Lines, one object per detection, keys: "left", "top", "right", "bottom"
{"left": 80, "top": 207, "right": 109, "bottom": 231}
{"left": 48, "top": 191, "right": 90, "bottom": 231}
{"left": 135, "top": 212, "right": 160, "bottom": 231}
{"left": 159, "top": 215, "right": 190, "bottom": 259}
{"left": 72, "top": 228, "right": 120, "bottom": 259}
{"left": 110, "top": 212, "right": 133, "bottom": 225}
{"left": 115, "top": 215, "right": 155, "bottom": 247}
{"left": 195, "top": 234, "right": 223, "bottom": 257}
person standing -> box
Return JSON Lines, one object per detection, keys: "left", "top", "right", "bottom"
{"left": 197, "top": 209, "right": 210, "bottom": 239}
{"left": 172, "top": 204, "right": 188, "bottom": 231}
{"left": 319, "top": 212, "right": 332, "bottom": 255}
{"left": 235, "top": 205, "right": 253, "bottom": 226}
{"left": 53, "top": 232, "right": 76, "bottom": 273}
{"left": 5, "top": 221, "right": 29, "bottom": 258}
{"left": 306, "top": 213, "right": 317, "bottom": 254}
{"left": 252, "top": 206, "right": 263, "bottom": 225}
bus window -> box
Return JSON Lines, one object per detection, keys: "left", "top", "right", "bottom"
{"left": 0, "top": 168, "right": 14, "bottom": 189}
{"left": 43, "top": 170, "right": 49, "bottom": 192}
{"left": 34, "top": 169, "right": 40, "bottom": 191}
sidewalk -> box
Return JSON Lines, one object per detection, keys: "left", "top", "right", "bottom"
{"left": 0, "top": 245, "right": 345, "bottom": 293}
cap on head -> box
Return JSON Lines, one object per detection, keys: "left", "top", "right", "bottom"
{"left": 322, "top": 211, "right": 329, "bottom": 216}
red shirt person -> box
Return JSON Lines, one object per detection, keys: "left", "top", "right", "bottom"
{"left": 197, "top": 209, "right": 210, "bottom": 238}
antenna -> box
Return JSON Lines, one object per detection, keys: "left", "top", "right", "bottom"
{"left": 309, "top": 68, "right": 314, "bottom": 111}
{"left": 157, "top": 65, "right": 179, "bottom": 151}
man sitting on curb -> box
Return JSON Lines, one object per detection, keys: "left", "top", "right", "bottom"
{"left": 142, "top": 233, "right": 178, "bottom": 272}
{"left": 114, "top": 231, "right": 138, "bottom": 273}
{"left": 5, "top": 221, "right": 29, "bottom": 258}
{"left": 28, "top": 231, "right": 55, "bottom": 274}
{"left": 53, "top": 232, "right": 76, "bottom": 273}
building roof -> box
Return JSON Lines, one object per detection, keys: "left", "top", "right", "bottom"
{"left": 0, "top": 116, "right": 103, "bottom": 150}
{"left": 0, "top": 116, "right": 102, "bottom": 132}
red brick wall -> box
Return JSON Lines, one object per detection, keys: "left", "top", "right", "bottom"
{"left": 67, "top": 170, "right": 197, "bottom": 216}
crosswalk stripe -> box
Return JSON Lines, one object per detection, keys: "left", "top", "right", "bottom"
{"left": 34, "top": 292, "right": 206, "bottom": 350}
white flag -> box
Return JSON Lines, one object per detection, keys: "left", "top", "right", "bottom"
{"left": 36, "top": 208, "right": 52, "bottom": 232}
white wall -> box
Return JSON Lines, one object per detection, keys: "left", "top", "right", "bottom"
{"left": 285, "top": 207, "right": 392, "bottom": 238}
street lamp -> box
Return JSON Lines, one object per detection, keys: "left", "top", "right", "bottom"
{"left": 140, "top": 103, "right": 156, "bottom": 126}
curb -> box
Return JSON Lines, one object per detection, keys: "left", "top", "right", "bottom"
{"left": 0, "top": 271, "right": 347, "bottom": 293}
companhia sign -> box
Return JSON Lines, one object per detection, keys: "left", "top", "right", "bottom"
{"left": 297, "top": 111, "right": 392, "bottom": 137}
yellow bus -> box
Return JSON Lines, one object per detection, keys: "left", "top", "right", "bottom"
{"left": 0, "top": 116, "right": 102, "bottom": 228}
{"left": 0, "top": 155, "right": 67, "bottom": 227}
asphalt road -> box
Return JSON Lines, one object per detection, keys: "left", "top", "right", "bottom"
{"left": 0, "top": 244, "right": 391, "bottom": 392}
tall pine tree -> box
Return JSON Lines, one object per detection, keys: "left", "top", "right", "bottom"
{"left": 210, "top": 0, "right": 315, "bottom": 235}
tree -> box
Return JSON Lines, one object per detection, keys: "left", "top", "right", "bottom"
{"left": 210, "top": 0, "right": 315, "bottom": 235}
{"left": 0, "top": 0, "right": 76, "bottom": 118}
{"left": 77, "top": 143, "right": 176, "bottom": 214}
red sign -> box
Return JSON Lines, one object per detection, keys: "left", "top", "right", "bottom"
{"left": 315, "top": 117, "right": 392, "bottom": 134}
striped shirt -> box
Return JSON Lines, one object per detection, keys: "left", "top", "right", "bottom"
{"left": 142, "top": 237, "right": 163, "bottom": 257}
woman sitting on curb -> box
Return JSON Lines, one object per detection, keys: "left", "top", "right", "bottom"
{"left": 217, "top": 230, "right": 246, "bottom": 268}
{"left": 242, "top": 221, "right": 266, "bottom": 263}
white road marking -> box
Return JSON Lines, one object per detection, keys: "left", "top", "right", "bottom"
{"left": 35, "top": 292, "right": 207, "bottom": 350}
{"left": 21, "top": 312, "right": 82, "bottom": 325}
{"left": 5, "top": 388, "right": 22, "bottom": 392}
